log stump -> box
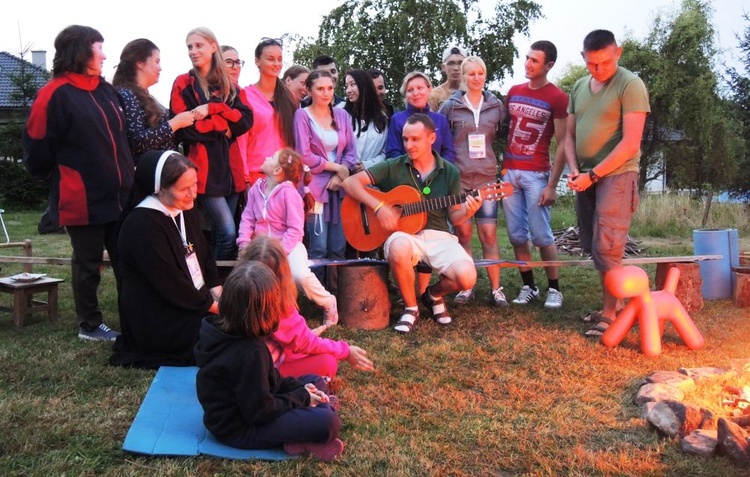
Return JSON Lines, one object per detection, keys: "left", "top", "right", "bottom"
{"left": 732, "top": 267, "right": 750, "bottom": 308}
{"left": 655, "top": 263, "right": 703, "bottom": 313}
{"left": 336, "top": 264, "right": 391, "bottom": 330}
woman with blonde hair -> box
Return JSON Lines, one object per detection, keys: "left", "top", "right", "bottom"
{"left": 384, "top": 71, "right": 455, "bottom": 161}
{"left": 438, "top": 56, "right": 508, "bottom": 306}
{"left": 170, "top": 27, "right": 253, "bottom": 260}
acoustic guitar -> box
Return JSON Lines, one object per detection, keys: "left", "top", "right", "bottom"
{"left": 342, "top": 182, "right": 513, "bottom": 252}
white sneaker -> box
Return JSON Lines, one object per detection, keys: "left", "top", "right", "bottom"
{"left": 544, "top": 288, "right": 563, "bottom": 309}
{"left": 491, "top": 287, "right": 509, "bottom": 307}
{"left": 453, "top": 288, "right": 474, "bottom": 305}
{"left": 512, "top": 285, "right": 539, "bottom": 305}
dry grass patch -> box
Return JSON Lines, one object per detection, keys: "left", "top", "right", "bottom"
{"left": 2, "top": 208, "right": 750, "bottom": 476}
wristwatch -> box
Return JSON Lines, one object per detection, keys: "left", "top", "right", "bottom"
{"left": 588, "top": 169, "right": 601, "bottom": 184}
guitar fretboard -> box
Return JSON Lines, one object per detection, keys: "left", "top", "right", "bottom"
{"left": 400, "top": 190, "right": 479, "bottom": 217}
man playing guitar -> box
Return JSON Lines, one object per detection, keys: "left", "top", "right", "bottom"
{"left": 341, "top": 114, "right": 482, "bottom": 333}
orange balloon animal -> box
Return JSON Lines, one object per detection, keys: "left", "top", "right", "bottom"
{"left": 601, "top": 266, "right": 704, "bottom": 357}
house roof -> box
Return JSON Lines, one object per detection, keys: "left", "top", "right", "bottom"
{"left": 0, "top": 51, "right": 48, "bottom": 108}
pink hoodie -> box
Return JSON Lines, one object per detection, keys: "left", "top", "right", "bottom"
{"left": 237, "top": 178, "right": 304, "bottom": 252}
{"left": 265, "top": 308, "right": 351, "bottom": 367}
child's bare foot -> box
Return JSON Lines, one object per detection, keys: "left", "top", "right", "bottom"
{"left": 283, "top": 438, "right": 344, "bottom": 462}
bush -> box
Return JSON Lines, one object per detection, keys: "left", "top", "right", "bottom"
{"left": 0, "top": 159, "right": 48, "bottom": 209}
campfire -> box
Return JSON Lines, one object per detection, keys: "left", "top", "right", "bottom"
{"left": 636, "top": 361, "right": 750, "bottom": 467}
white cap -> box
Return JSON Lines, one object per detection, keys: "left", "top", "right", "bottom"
{"left": 442, "top": 45, "right": 468, "bottom": 62}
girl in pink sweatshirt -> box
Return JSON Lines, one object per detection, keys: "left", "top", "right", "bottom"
{"left": 237, "top": 148, "right": 338, "bottom": 325}
{"left": 240, "top": 235, "right": 375, "bottom": 378}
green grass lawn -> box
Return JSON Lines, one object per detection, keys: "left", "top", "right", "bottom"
{"left": 1, "top": 203, "right": 749, "bottom": 476}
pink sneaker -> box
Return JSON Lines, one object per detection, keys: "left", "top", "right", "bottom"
{"left": 284, "top": 438, "right": 344, "bottom": 462}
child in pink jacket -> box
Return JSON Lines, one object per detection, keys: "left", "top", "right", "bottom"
{"left": 237, "top": 148, "right": 338, "bottom": 325}
{"left": 240, "top": 235, "right": 375, "bottom": 378}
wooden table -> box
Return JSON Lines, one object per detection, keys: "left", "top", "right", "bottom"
{"left": 0, "top": 276, "right": 64, "bottom": 328}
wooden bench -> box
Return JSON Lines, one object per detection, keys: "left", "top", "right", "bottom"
{"left": 0, "top": 251, "right": 723, "bottom": 321}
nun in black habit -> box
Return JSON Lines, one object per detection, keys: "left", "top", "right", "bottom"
{"left": 110, "top": 150, "right": 222, "bottom": 368}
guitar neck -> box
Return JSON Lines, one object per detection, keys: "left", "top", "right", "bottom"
{"left": 401, "top": 190, "right": 478, "bottom": 217}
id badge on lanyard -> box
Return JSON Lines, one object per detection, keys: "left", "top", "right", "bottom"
{"left": 465, "top": 95, "right": 486, "bottom": 159}
{"left": 185, "top": 251, "right": 205, "bottom": 290}
{"left": 172, "top": 211, "right": 204, "bottom": 290}
{"left": 468, "top": 133, "right": 486, "bottom": 159}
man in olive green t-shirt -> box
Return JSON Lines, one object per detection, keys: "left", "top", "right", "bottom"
{"left": 564, "top": 29, "right": 650, "bottom": 338}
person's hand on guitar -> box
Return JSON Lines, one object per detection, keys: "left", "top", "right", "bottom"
{"left": 464, "top": 193, "right": 482, "bottom": 218}
{"left": 373, "top": 202, "right": 400, "bottom": 231}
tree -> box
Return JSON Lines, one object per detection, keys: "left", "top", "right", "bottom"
{"left": 725, "top": 13, "right": 750, "bottom": 201}
{"left": 0, "top": 45, "right": 50, "bottom": 209}
{"left": 0, "top": 45, "right": 48, "bottom": 160}
{"left": 618, "top": 0, "right": 743, "bottom": 204}
{"left": 293, "top": 0, "right": 542, "bottom": 102}
{"left": 553, "top": 63, "right": 587, "bottom": 95}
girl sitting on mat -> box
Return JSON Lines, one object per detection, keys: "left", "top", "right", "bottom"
{"left": 237, "top": 147, "right": 339, "bottom": 326}
{"left": 194, "top": 260, "right": 344, "bottom": 461}
{"left": 239, "top": 235, "right": 374, "bottom": 378}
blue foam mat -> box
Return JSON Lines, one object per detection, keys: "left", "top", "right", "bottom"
{"left": 123, "top": 366, "right": 292, "bottom": 461}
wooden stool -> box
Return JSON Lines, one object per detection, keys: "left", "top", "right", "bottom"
{"left": 655, "top": 262, "right": 703, "bottom": 312}
{"left": 0, "top": 276, "right": 64, "bottom": 328}
{"left": 733, "top": 266, "right": 750, "bottom": 308}
{"left": 336, "top": 264, "right": 391, "bottom": 330}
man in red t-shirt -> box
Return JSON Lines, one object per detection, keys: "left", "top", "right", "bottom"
{"left": 502, "top": 40, "right": 573, "bottom": 309}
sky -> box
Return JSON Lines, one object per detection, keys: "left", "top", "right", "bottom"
{"left": 0, "top": 0, "right": 747, "bottom": 103}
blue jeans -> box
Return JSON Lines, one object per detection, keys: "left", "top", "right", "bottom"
{"left": 305, "top": 211, "right": 346, "bottom": 261}
{"left": 473, "top": 196, "right": 499, "bottom": 225}
{"left": 223, "top": 374, "right": 340, "bottom": 449}
{"left": 501, "top": 169, "right": 555, "bottom": 248}
{"left": 199, "top": 193, "right": 239, "bottom": 260}
{"left": 305, "top": 202, "right": 346, "bottom": 287}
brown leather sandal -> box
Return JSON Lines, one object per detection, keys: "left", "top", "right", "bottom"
{"left": 393, "top": 309, "right": 419, "bottom": 333}
{"left": 420, "top": 291, "right": 452, "bottom": 325}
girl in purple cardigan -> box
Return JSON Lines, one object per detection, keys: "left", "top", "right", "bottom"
{"left": 293, "top": 70, "right": 358, "bottom": 288}
{"left": 237, "top": 148, "right": 338, "bottom": 326}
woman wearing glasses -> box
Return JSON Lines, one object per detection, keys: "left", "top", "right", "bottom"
{"left": 221, "top": 45, "right": 244, "bottom": 85}
{"left": 114, "top": 39, "right": 195, "bottom": 162}
{"left": 170, "top": 27, "right": 253, "bottom": 260}
{"left": 237, "top": 37, "right": 297, "bottom": 186}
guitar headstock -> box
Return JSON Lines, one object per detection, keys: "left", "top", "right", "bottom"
{"left": 478, "top": 181, "right": 514, "bottom": 201}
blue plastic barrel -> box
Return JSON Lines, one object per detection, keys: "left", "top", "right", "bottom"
{"left": 693, "top": 228, "right": 740, "bottom": 299}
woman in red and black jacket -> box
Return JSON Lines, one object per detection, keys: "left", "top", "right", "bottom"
{"left": 170, "top": 27, "right": 253, "bottom": 260}
{"left": 23, "top": 25, "right": 134, "bottom": 342}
